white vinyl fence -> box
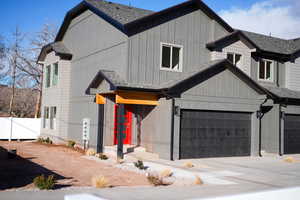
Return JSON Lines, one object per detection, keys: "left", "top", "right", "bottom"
{"left": 0, "top": 117, "right": 41, "bottom": 140}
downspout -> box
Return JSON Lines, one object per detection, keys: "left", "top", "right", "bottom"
{"left": 258, "top": 97, "right": 268, "bottom": 157}
{"left": 279, "top": 104, "right": 283, "bottom": 156}
{"left": 161, "top": 90, "right": 176, "bottom": 161}
{"left": 170, "top": 98, "right": 175, "bottom": 161}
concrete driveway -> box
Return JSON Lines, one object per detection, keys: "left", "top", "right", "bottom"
{"left": 1, "top": 155, "right": 300, "bottom": 200}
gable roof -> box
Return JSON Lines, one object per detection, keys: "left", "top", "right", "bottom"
{"left": 165, "top": 59, "right": 268, "bottom": 96}
{"left": 85, "top": 0, "right": 153, "bottom": 25}
{"left": 55, "top": 0, "right": 233, "bottom": 41}
{"left": 85, "top": 59, "right": 268, "bottom": 97}
{"left": 207, "top": 30, "right": 300, "bottom": 61}
{"left": 37, "top": 41, "right": 72, "bottom": 62}
{"left": 241, "top": 30, "right": 296, "bottom": 55}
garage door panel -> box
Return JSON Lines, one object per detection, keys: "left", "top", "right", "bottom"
{"left": 284, "top": 114, "right": 300, "bottom": 154}
{"left": 180, "top": 110, "right": 251, "bottom": 159}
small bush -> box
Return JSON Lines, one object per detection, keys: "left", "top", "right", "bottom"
{"left": 96, "top": 153, "right": 108, "bottom": 160}
{"left": 194, "top": 175, "right": 204, "bottom": 185}
{"left": 86, "top": 148, "right": 96, "bottom": 156}
{"left": 284, "top": 157, "right": 296, "bottom": 163}
{"left": 37, "top": 137, "right": 43, "bottom": 143}
{"left": 33, "top": 175, "right": 55, "bottom": 190}
{"left": 45, "top": 137, "right": 53, "bottom": 144}
{"left": 91, "top": 175, "right": 108, "bottom": 188}
{"left": 183, "top": 161, "right": 194, "bottom": 168}
{"left": 160, "top": 169, "right": 173, "bottom": 178}
{"left": 37, "top": 137, "right": 53, "bottom": 145}
{"left": 67, "top": 140, "right": 76, "bottom": 148}
{"left": 134, "top": 160, "right": 147, "bottom": 170}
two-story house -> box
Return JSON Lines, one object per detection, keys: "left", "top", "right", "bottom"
{"left": 37, "top": 0, "right": 300, "bottom": 160}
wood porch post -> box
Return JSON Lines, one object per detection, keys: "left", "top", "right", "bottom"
{"left": 117, "top": 104, "right": 125, "bottom": 160}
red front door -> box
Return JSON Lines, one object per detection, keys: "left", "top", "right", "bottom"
{"left": 114, "top": 104, "right": 132, "bottom": 145}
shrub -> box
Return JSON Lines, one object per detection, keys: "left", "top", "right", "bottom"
{"left": 96, "top": 153, "right": 108, "bottom": 160}
{"left": 45, "top": 137, "right": 52, "bottom": 144}
{"left": 33, "top": 175, "right": 55, "bottom": 190}
{"left": 37, "top": 137, "right": 53, "bottom": 145}
{"left": 160, "top": 169, "right": 173, "bottom": 178}
{"left": 86, "top": 148, "right": 96, "bottom": 156}
{"left": 147, "top": 175, "right": 163, "bottom": 186}
{"left": 134, "top": 160, "right": 146, "bottom": 170}
{"left": 183, "top": 161, "right": 194, "bottom": 168}
{"left": 91, "top": 175, "right": 108, "bottom": 188}
{"left": 284, "top": 157, "right": 296, "bottom": 163}
{"left": 194, "top": 175, "right": 204, "bottom": 185}
{"left": 67, "top": 140, "right": 76, "bottom": 148}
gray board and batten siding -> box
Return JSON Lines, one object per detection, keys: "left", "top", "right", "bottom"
{"left": 60, "top": 9, "right": 128, "bottom": 148}
{"left": 171, "top": 68, "right": 266, "bottom": 160}
{"left": 127, "top": 9, "right": 229, "bottom": 87}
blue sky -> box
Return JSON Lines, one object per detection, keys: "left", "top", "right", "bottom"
{"left": 0, "top": 0, "right": 299, "bottom": 40}
{"left": 0, "top": 0, "right": 256, "bottom": 39}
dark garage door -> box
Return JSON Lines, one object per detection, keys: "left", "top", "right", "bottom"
{"left": 180, "top": 110, "right": 251, "bottom": 159}
{"left": 284, "top": 114, "right": 300, "bottom": 154}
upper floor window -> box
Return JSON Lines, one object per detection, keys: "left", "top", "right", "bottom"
{"left": 160, "top": 43, "right": 183, "bottom": 72}
{"left": 258, "top": 59, "right": 273, "bottom": 82}
{"left": 45, "top": 65, "right": 51, "bottom": 88}
{"left": 52, "top": 62, "right": 58, "bottom": 86}
{"left": 227, "top": 53, "right": 242, "bottom": 66}
{"left": 45, "top": 62, "right": 59, "bottom": 88}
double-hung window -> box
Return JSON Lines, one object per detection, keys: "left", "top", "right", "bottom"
{"left": 45, "top": 62, "right": 59, "bottom": 88}
{"left": 160, "top": 43, "right": 183, "bottom": 72}
{"left": 227, "top": 53, "right": 242, "bottom": 66}
{"left": 50, "top": 106, "right": 57, "bottom": 130}
{"left": 45, "top": 65, "right": 51, "bottom": 88}
{"left": 43, "top": 107, "right": 49, "bottom": 128}
{"left": 52, "top": 62, "right": 58, "bottom": 86}
{"left": 258, "top": 59, "right": 273, "bottom": 82}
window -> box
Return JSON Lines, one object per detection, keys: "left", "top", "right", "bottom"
{"left": 258, "top": 60, "right": 273, "bottom": 82}
{"left": 227, "top": 53, "right": 242, "bottom": 66}
{"left": 160, "top": 43, "right": 183, "bottom": 71}
{"left": 43, "top": 107, "right": 49, "bottom": 128}
{"left": 52, "top": 63, "right": 58, "bottom": 86}
{"left": 50, "top": 107, "right": 57, "bottom": 130}
{"left": 45, "top": 65, "right": 51, "bottom": 88}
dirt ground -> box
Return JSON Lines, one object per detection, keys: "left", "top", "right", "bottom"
{"left": 0, "top": 141, "right": 149, "bottom": 191}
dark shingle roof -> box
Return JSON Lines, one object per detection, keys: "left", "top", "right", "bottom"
{"left": 241, "top": 30, "right": 300, "bottom": 55}
{"left": 38, "top": 41, "right": 72, "bottom": 62}
{"left": 264, "top": 86, "right": 300, "bottom": 99}
{"left": 84, "top": 0, "right": 154, "bottom": 25}
{"left": 86, "top": 59, "right": 267, "bottom": 96}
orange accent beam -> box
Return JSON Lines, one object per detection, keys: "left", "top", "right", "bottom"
{"left": 96, "top": 94, "right": 106, "bottom": 104}
{"left": 116, "top": 91, "right": 159, "bottom": 105}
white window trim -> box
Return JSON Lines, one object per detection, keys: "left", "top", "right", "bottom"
{"left": 258, "top": 59, "right": 274, "bottom": 83}
{"left": 227, "top": 52, "right": 243, "bottom": 66}
{"left": 160, "top": 42, "right": 183, "bottom": 72}
{"left": 44, "top": 62, "right": 59, "bottom": 89}
{"left": 52, "top": 62, "right": 59, "bottom": 87}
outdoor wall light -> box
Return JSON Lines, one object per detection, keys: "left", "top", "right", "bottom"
{"left": 174, "top": 106, "right": 180, "bottom": 116}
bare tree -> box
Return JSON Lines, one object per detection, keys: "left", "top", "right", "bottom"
{"left": 0, "top": 34, "right": 8, "bottom": 83}
{"left": 8, "top": 24, "right": 57, "bottom": 117}
{"left": 7, "top": 27, "right": 24, "bottom": 117}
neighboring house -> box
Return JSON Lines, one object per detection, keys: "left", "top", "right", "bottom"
{"left": 37, "top": 0, "right": 300, "bottom": 160}
{"left": 0, "top": 85, "right": 38, "bottom": 118}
